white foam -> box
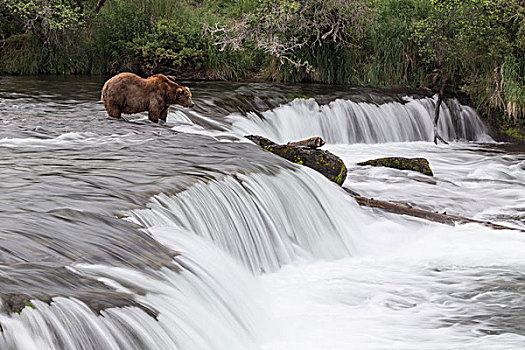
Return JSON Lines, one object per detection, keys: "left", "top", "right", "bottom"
{"left": 227, "top": 96, "right": 489, "bottom": 144}
{"left": 261, "top": 223, "right": 525, "bottom": 349}
{"left": 0, "top": 132, "right": 148, "bottom": 148}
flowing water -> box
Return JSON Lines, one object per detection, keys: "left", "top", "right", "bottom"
{"left": 0, "top": 76, "right": 524, "bottom": 349}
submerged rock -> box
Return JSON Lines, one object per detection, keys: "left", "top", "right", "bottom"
{"left": 357, "top": 157, "right": 433, "bottom": 176}
{"left": 246, "top": 135, "right": 347, "bottom": 186}
{"left": 0, "top": 265, "right": 158, "bottom": 318}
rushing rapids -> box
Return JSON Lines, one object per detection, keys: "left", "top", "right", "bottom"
{"left": 0, "top": 76, "right": 524, "bottom": 349}
{"left": 126, "top": 168, "right": 358, "bottom": 274}
{"left": 169, "top": 93, "right": 489, "bottom": 144}
{"left": 227, "top": 97, "right": 489, "bottom": 144}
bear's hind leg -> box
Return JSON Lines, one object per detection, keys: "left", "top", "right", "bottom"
{"left": 106, "top": 103, "right": 122, "bottom": 119}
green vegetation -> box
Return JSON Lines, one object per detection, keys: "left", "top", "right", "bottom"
{"left": 412, "top": 0, "right": 524, "bottom": 122}
{"left": 499, "top": 119, "right": 525, "bottom": 141}
{"left": 0, "top": 0, "right": 523, "bottom": 132}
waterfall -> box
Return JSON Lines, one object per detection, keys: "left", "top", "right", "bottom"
{"left": 0, "top": 230, "right": 270, "bottom": 350}
{"left": 0, "top": 166, "right": 369, "bottom": 349}
{"left": 4, "top": 77, "right": 521, "bottom": 349}
{"left": 127, "top": 167, "right": 361, "bottom": 274}
{"left": 226, "top": 96, "right": 489, "bottom": 144}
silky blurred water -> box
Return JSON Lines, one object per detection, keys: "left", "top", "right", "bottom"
{"left": 0, "top": 76, "right": 524, "bottom": 349}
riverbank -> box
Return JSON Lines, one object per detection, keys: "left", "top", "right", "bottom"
{"left": 1, "top": 0, "right": 523, "bottom": 129}
{"left": 479, "top": 107, "right": 525, "bottom": 144}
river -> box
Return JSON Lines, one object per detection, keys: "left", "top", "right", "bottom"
{"left": 0, "top": 76, "right": 524, "bottom": 349}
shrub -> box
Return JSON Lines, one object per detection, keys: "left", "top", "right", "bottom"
{"left": 130, "top": 18, "right": 205, "bottom": 75}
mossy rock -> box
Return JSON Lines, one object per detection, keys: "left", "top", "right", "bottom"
{"left": 3, "top": 294, "right": 40, "bottom": 314}
{"left": 0, "top": 265, "right": 159, "bottom": 318}
{"left": 2, "top": 291, "right": 157, "bottom": 318}
{"left": 246, "top": 135, "right": 347, "bottom": 186}
{"left": 357, "top": 157, "right": 433, "bottom": 176}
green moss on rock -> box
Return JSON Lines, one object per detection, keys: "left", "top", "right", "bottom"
{"left": 358, "top": 157, "right": 433, "bottom": 176}
{"left": 331, "top": 162, "right": 347, "bottom": 186}
{"left": 246, "top": 135, "right": 347, "bottom": 186}
{"left": 23, "top": 300, "right": 35, "bottom": 310}
{"left": 3, "top": 294, "right": 45, "bottom": 314}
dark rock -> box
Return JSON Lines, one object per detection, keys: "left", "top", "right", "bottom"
{"left": 247, "top": 135, "right": 276, "bottom": 148}
{"left": 3, "top": 291, "right": 157, "bottom": 318}
{"left": 246, "top": 135, "right": 347, "bottom": 185}
{"left": 357, "top": 157, "right": 433, "bottom": 176}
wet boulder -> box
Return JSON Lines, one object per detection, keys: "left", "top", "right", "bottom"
{"left": 246, "top": 135, "right": 347, "bottom": 186}
{"left": 357, "top": 157, "right": 433, "bottom": 176}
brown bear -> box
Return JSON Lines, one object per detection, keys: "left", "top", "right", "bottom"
{"left": 101, "top": 73, "right": 194, "bottom": 123}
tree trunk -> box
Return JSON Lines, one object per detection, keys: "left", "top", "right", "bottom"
{"left": 344, "top": 188, "right": 524, "bottom": 233}
{"left": 433, "top": 83, "right": 449, "bottom": 145}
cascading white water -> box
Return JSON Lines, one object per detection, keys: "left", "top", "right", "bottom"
{"left": 3, "top": 145, "right": 524, "bottom": 349}
{"left": 0, "top": 229, "right": 270, "bottom": 350}
{"left": 121, "top": 158, "right": 525, "bottom": 349}
{"left": 126, "top": 168, "right": 361, "bottom": 274}
{"left": 0, "top": 165, "right": 416, "bottom": 350}
{"left": 4, "top": 77, "right": 524, "bottom": 350}
{"left": 226, "top": 96, "right": 489, "bottom": 144}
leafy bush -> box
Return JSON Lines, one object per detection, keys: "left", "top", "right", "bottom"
{"left": 366, "top": 0, "right": 432, "bottom": 87}
{"left": 130, "top": 19, "right": 205, "bottom": 75}
{"left": 90, "top": 1, "right": 151, "bottom": 74}
{"left": 413, "top": 0, "right": 523, "bottom": 123}
{"left": 0, "top": 33, "right": 42, "bottom": 74}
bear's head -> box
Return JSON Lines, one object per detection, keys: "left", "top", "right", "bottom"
{"left": 166, "top": 81, "right": 194, "bottom": 108}
{"left": 176, "top": 86, "right": 194, "bottom": 108}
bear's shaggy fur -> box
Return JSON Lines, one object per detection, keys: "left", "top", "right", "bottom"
{"left": 101, "top": 73, "right": 194, "bottom": 122}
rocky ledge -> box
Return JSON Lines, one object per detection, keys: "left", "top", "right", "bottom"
{"left": 246, "top": 135, "right": 347, "bottom": 186}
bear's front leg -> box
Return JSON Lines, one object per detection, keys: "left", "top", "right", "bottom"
{"left": 148, "top": 97, "right": 165, "bottom": 123}
{"left": 148, "top": 110, "right": 160, "bottom": 123}
{"left": 159, "top": 106, "right": 169, "bottom": 122}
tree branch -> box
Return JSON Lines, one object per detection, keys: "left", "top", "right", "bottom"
{"left": 433, "top": 71, "right": 449, "bottom": 145}
{"left": 93, "top": 0, "right": 107, "bottom": 14}
{"left": 345, "top": 188, "right": 524, "bottom": 233}
{"left": 0, "top": 7, "right": 46, "bottom": 43}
